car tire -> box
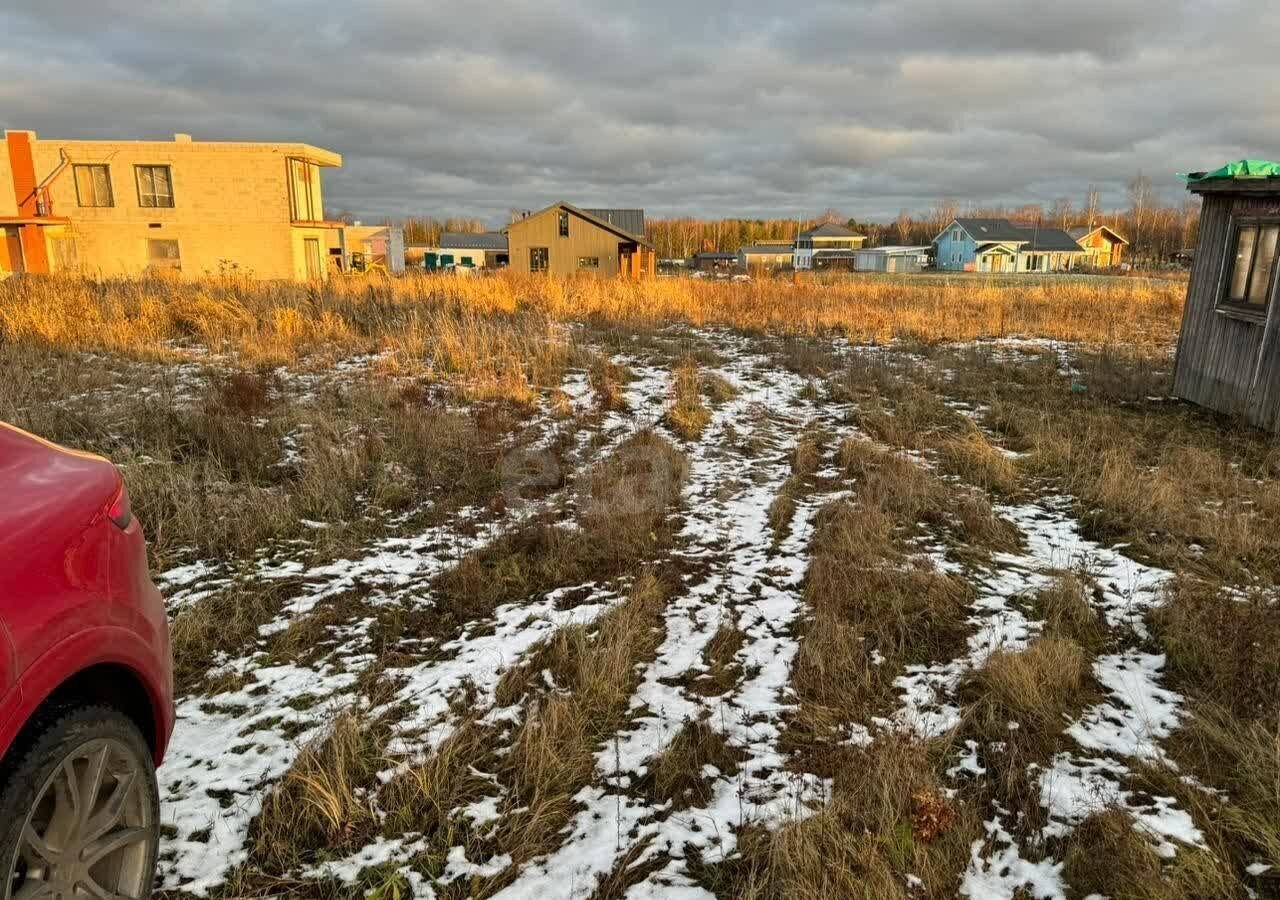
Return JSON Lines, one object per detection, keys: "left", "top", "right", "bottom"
{"left": 0, "top": 704, "right": 160, "bottom": 900}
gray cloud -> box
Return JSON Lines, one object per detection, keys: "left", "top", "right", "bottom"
{"left": 2, "top": 0, "right": 1275, "bottom": 225}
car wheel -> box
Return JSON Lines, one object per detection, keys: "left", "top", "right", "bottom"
{"left": 0, "top": 705, "right": 159, "bottom": 900}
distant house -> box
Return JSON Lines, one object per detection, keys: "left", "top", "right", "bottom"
{"left": 504, "top": 202, "right": 654, "bottom": 278}
{"left": 691, "top": 251, "right": 739, "bottom": 273}
{"left": 738, "top": 242, "right": 794, "bottom": 271}
{"left": 853, "top": 245, "right": 930, "bottom": 273}
{"left": 1172, "top": 163, "right": 1280, "bottom": 432}
{"left": 794, "top": 223, "right": 867, "bottom": 270}
{"left": 342, "top": 224, "right": 405, "bottom": 274}
{"left": 933, "top": 218, "right": 1085, "bottom": 273}
{"left": 437, "top": 231, "right": 509, "bottom": 269}
{"left": 1068, "top": 225, "right": 1129, "bottom": 268}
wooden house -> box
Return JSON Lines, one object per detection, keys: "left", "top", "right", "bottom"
{"left": 504, "top": 202, "right": 654, "bottom": 278}
{"left": 1068, "top": 225, "right": 1128, "bottom": 268}
{"left": 1173, "top": 165, "right": 1280, "bottom": 432}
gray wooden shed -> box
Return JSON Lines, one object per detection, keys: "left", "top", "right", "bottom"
{"left": 1173, "top": 169, "right": 1280, "bottom": 432}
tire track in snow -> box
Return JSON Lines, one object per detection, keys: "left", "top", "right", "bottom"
{"left": 491, "top": 340, "right": 851, "bottom": 900}
{"left": 155, "top": 361, "right": 667, "bottom": 894}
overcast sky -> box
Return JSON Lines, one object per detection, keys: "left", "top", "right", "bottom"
{"left": 3, "top": 1, "right": 1276, "bottom": 227}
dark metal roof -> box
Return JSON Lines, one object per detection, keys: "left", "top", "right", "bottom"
{"left": 440, "top": 231, "right": 508, "bottom": 250}
{"left": 504, "top": 202, "right": 653, "bottom": 247}
{"left": 800, "top": 223, "right": 864, "bottom": 239}
{"left": 953, "top": 218, "right": 1030, "bottom": 242}
{"left": 1022, "top": 227, "right": 1085, "bottom": 252}
{"left": 812, "top": 249, "right": 859, "bottom": 259}
{"left": 693, "top": 252, "right": 739, "bottom": 260}
{"left": 583, "top": 208, "right": 645, "bottom": 239}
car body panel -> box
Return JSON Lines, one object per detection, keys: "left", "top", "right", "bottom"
{"left": 0, "top": 421, "right": 174, "bottom": 765}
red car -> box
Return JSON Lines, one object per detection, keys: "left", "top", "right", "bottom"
{"left": 0, "top": 423, "right": 173, "bottom": 900}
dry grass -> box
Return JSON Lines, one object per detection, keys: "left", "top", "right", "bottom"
{"left": 490, "top": 573, "right": 668, "bottom": 869}
{"left": 1062, "top": 808, "right": 1242, "bottom": 900}
{"left": 1030, "top": 574, "right": 1108, "bottom": 652}
{"left": 0, "top": 273, "right": 1187, "bottom": 405}
{"left": 785, "top": 441, "right": 993, "bottom": 767}
{"left": 665, "top": 356, "right": 713, "bottom": 440}
{"left": 434, "top": 429, "right": 686, "bottom": 628}
{"left": 695, "top": 735, "right": 981, "bottom": 899}
{"left": 588, "top": 354, "right": 631, "bottom": 413}
{"left": 767, "top": 424, "right": 828, "bottom": 540}
{"left": 637, "top": 719, "right": 745, "bottom": 810}
{"left": 966, "top": 639, "right": 1088, "bottom": 736}
{"left": 250, "top": 710, "right": 385, "bottom": 873}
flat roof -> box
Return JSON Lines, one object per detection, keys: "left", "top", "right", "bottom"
{"left": 9, "top": 131, "right": 341, "bottom": 167}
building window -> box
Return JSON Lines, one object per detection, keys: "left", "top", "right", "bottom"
{"left": 558, "top": 211, "right": 569, "bottom": 237}
{"left": 953, "top": 228, "right": 961, "bottom": 242}
{"left": 147, "top": 239, "right": 181, "bottom": 271}
{"left": 50, "top": 237, "right": 79, "bottom": 271}
{"left": 287, "top": 158, "right": 323, "bottom": 222}
{"left": 135, "top": 165, "right": 174, "bottom": 208}
{"left": 578, "top": 256, "right": 599, "bottom": 269}
{"left": 460, "top": 256, "right": 474, "bottom": 267}
{"left": 1222, "top": 221, "right": 1279, "bottom": 314}
{"left": 73, "top": 164, "right": 113, "bottom": 207}
{"left": 530, "top": 247, "right": 549, "bottom": 272}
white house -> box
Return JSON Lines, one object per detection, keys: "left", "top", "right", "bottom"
{"left": 853, "top": 245, "right": 931, "bottom": 273}
{"left": 793, "top": 223, "right": 867, "bottom": 270}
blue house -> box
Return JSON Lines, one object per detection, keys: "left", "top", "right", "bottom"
{"left": 933, "top": 218, "right": 1085, "bottom": 273}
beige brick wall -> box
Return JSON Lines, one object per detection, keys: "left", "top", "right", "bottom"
{"left": 19, "top": 135, "right": 341, "bottom": 280}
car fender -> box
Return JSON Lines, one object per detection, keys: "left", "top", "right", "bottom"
{"left": 0, "top": 625, "right": 174, "bottom": 764}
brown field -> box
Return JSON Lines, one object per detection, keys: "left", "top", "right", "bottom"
{"left": 1, "top": 271, "right": 1276, "bottom": 900}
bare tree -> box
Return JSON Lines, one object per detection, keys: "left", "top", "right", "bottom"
{"left": 927, "top": 199, "right": 960, "bottom": 239}
{"left": 1083, "top": 186, "right": 1100, "bottom": 228}
{"left": 895, "top": 209, "right": 912, "bottom": 244}
{"left": 1049, "top": 197, "right": 1073, "bottom": 229}
{"left": 1127, "top": 171, "right": 1155, "bottom": 260}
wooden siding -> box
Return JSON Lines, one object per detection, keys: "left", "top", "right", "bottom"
{"left": 506, "top": 205, "right": 645, "bottom": 277}
{"left": 1172, "top": 192, "right": 1280, "bottom": 431}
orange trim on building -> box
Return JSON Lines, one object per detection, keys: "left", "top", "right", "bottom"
{"left": 5, "top": 131, "right": 50, "bottom": 273}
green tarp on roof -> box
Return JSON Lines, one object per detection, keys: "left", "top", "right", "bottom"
{"left": 1182, "top": 160, "right": 1280, "bottom": 181}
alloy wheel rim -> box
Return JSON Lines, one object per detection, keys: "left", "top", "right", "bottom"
{"left": 5, "top": 737, "right": 153, "bottom": 900}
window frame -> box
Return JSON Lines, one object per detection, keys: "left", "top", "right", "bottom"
{"left": 135, "top": 165, "right": 175, "bottom": 208}
{"left": 286, "top": 158, "right": 322, "bottom": 222}
{"left": 577, "top": 256, "right": 599, "bottom": 269}
{"left": 558, "top": 211, "right": 569, "bottom": 238}
{"left": 146, "top": 238, "right": 181, "bottom": 271}
{"left": 1219, "top": 216, "right": 1280, "bottom": 319}
{"left": 73, "top": 164, "right": 114, "bottom": 208}
{"left": 530, "top": 246, "right": 549, "bottom": 272}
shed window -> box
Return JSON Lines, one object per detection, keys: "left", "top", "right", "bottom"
{"left": 73, "top": 165, "right": 113, "bottom": 207}
{"left": 136, "top": 165, "right": 174, "bottom": 207}
{"left": 558, "top": 211, "right": 569, "bottom": 237}
{"left": 530, "top": 247, "right": 549, "bottom": 272}
{"left": 578, "top": 256, "right": 599, "bottom": 269}
{"left": 1223, "top": 221, "right": 1280, "bottom": 313}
